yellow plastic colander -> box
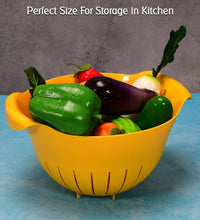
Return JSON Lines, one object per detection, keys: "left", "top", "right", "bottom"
{"left": 5, "top": 71, "right": 191, "bottom": 200}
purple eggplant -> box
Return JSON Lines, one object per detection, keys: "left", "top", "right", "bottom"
{"left": 85, "top": 76, "right": 156, "bottom": 115}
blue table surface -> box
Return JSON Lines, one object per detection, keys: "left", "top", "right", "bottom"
{"left": 1, "top": 94, "right": 200, "bottom": 220}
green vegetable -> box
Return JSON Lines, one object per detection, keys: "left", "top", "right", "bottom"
{"left": 29, "top": 83, "right": 102, "bottom": 136}
{"left": 24, "top": 66, "right": 46, "bottom": 97}
{"left": 133, "top": 25, "right": 186, "bottom": 95}
{"left": 153, "top": 25, "right": 186, "bottom": 77}
{"left": 136, "top": 93, "right": 173, "bottom": 130}
{"left": 112, "top": 117, "right": 141, "bottom": 134}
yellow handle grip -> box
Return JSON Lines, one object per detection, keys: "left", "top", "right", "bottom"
{"left": 5, "top": 92, "right": 38, "bottom": 130}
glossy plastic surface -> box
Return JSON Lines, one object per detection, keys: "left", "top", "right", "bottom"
{"left": 5, "top": 71, "right": 191, "bottom": 198}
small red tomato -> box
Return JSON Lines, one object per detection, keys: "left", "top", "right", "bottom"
{"left": 68, "top": 62, "right": 103, "bottom": 83}
{"left": 92, "top": 122, "right": 125, "bottom": 136}
{"left": 92, "top": 123, "right": 119, "bottom": 136}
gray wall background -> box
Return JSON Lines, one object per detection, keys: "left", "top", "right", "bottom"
{"left": 1, "top": 0, "right": 200, "bottom": 94}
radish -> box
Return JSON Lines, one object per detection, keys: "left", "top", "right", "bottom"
{"left": 133, "top": 25, "right": 187, "bottom": 95}
{"left": 133, "top": 74, "right": 161, "bottom": 95}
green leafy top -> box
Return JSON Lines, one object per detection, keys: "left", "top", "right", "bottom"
{"left": 68, "top": 62, "right": 91, "bottom": 77}
{"left": 110, "top": 127, "right": 125, "bottom": 135}
{"left": 153, "top": 25, "right": 187, "bottom": 77}
{"left": 24, "top": 66, "right": 46, "bottom": 97}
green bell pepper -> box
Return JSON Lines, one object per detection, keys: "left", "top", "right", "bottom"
{"left": 29, "top": 83, "right": 102, "bottom": 136}
{"left": 136, "top": 95, "right": 173, "bottom": 130}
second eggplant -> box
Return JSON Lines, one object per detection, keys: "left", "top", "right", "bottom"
{"left": 85, "top": 76, "right": 156, "bottom": 115}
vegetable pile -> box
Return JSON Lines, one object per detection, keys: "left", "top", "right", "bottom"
{"left": 24, "top": 25, "right": 186, "bottom": 136}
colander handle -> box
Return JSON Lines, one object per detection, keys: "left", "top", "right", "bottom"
{"left": 5, "top": 92, "right": 38, "bottom": 130}
{"left": 159, "top": 73, "right": 192, "bottom": 99}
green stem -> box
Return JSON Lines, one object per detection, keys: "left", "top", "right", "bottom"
{"left": 152, "top": 68, "right": 159, "bottom": 78}
{"left": 68, "top": 62, "right": 91, "bottom": 77}
{"left": 110, "top": 127, "right": 125, "bottom": 135}
{"left": 92, "top": 113, "right": 102, "bottom": 120}
{"left": 161, "top": 89, "right": 166, "bottom": 97}
{"left": 68, "top": 62, "right": 81, "bottom": 69}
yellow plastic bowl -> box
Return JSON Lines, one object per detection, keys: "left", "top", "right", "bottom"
{"left": 5, "top": 71, "right": 191, "bottom": 200}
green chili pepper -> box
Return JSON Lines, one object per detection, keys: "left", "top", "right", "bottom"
{"left": 112, "top": 116, "right": 141, "bottom": 134}
{"left": 29, "top": 83, "right": 102, "bottom": 136}
{"left": 136, "top": 94, "right": 173, "bottom": 130}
